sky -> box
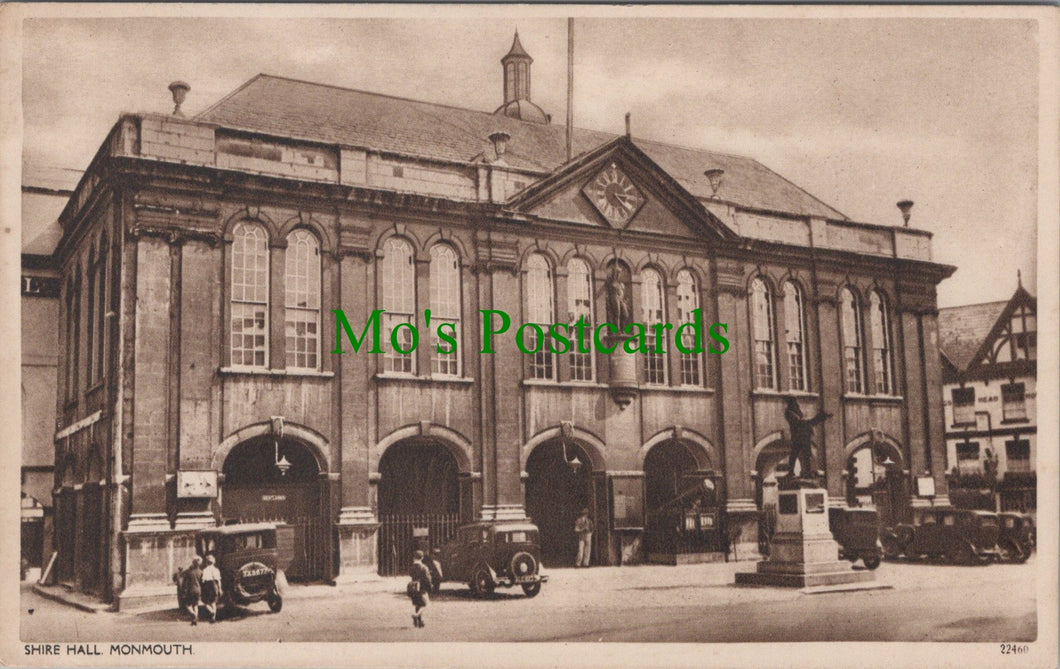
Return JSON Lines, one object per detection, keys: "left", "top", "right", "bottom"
{"left": 21, "top": 14, "right": 1041, "bottom": 308}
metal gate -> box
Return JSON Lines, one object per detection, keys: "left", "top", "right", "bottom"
{"left": 222, "top": 481, "right": 329, "bottom": 582}
{"left": 378, "top": 513, "right": 459, "bottom": 576}
{"left": 235, "top": 513, "right": 329, "bottom": 581}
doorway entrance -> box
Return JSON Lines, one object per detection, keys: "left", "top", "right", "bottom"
{"left": 221, "top": 437, "right": 329, "bottom": 581}
{"left": 644, "top": 441, "right": 719, "bottom": 557}
{"left": 376, "top": 439, "right": 462, "bottom": 576}
{"left": 525, "top": 440, "right": 598, "bottom": 567}
{"left": 846, "top": 438, "right": 909, "bottom": 526}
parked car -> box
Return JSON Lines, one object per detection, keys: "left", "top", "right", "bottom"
{"left": 828, "top": 507, "right": 883, "bottom": 569}
{"left": 175, "top": 523, "right": 292, "bottom": 614}
{"left": 997, "top": 512, "right": 1033, "bottom": 563}
{"left": 435, "top": 522, "right": 548, "bottom": 598}
{"left": 885, "top": 507, "right": 1000, "bottom": 565}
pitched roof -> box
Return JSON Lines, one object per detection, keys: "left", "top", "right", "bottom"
{"left": 937, "top": 300, "right": 1008, "bottom": 372}
{"left": 196, "top": 74, "right": 848, "bottom": 220}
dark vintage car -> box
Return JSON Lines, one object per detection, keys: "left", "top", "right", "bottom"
{"left": 884, "top": 508, "right": 1000, "bottom": 565}
{"left": 436, "top": 522, "right": 548, "bottom": 598}
{"left": 997, "top": 513, "right": 1034, "bottom": 563}
{"left": 176, "top": 523, "right": 292, "bottom": 613}
{"left": 828, "top": 507, "right": 883, "bottom": 569}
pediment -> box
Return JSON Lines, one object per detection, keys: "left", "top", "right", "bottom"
{"left": 505, "top": 137, "right": 737, "bottom": 242}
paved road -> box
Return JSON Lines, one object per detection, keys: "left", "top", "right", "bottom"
{"left": 20, "top": 558, "right": 1037, "bottom": 643}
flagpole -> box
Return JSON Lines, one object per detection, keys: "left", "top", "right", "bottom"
{"left": 566, "top": 17, "right": 574, "bottom": 162}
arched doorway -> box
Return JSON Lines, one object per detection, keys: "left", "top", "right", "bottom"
{"left": 525, "top": 440, "right": 596, "bottom": 567}
{"left": 845, "top": 435, "right": 909, "bottom": 526}
{"left": 376, "top": 439, "right": 462, "bottom": 575}
{"left": 644, "top": 441, "right": 719, "bottom": 560}
{"left": 221, "top": 437, "right": 327, "bottom": 581}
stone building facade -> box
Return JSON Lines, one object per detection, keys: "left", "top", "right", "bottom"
{"left": 50, "top": 35, "right": 953, "bottom": 606}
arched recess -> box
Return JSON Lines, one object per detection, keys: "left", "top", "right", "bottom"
{"left": 638, "top": 427, "right": 717, "bottom": 471}
{"left": 842, "top": 431, "right": 909, "bottom": 525}
{"left": 371, "top": 423, "right": 473, "bottom": 475}
{"left": 523, "top": 425, "right": 607, "bottom": 567}
{"left": 218, "top": 425, "right": 330, "bottom": 582}
{"left": 214, "top": 420, "right": 331, "bottom": 473}
{"left": 373, "top": 423, "right": 472, "bottom": 576}
{"left": 521, "top": 425, "right": 606, "bottom": 473}
{"left": 640, "top": 428, "right": 721, "bottom": 558}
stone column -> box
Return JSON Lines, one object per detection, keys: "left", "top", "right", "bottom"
{"left": 334, "top": 218, "right": 379, "bottom": 580}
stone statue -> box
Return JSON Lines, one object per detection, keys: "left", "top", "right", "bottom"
{"left": 605, "top": 265, "right": 631, "bottom": 330}
{"left": 782, "top": 396, "right": 832, "bottom": 482}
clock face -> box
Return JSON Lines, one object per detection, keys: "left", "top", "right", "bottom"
{"left": 583, "top": 163, "right": 645, "bottom": 226}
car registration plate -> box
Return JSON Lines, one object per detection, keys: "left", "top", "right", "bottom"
{"left": 514, "top": 575, "right": 537, "bottom": 584}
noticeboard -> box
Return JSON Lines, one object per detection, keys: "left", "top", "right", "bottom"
{"left": 610, "top": 474, "right": 645, "bottom": 530}
{"left": 916, "top": 476, "right": 936, "bottom": 498}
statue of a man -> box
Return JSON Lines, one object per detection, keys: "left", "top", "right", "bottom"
{"left": 605, "top": 266, "right": 631, "bottom": 330}
{"left": 783, "top": 396, "right": 832, "bottom": 481}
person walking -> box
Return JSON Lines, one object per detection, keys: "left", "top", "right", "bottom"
{"left": 574, "top": 508, "right": 593, "bottom": 568}
{"left": 177, "top": 556, "right": 203, "bottom": 625}
{"left": 200, "top": 554, "right": 223, "bottom": 623}
{"left": 407, "top": 549, "right": 433, "bottom": 628}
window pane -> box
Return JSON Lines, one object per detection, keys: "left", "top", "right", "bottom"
{"left": 567, "top": 258, "right": 594, "bottom": 381}
{"left": 870, "top": 291, "right": 892, "bottom": 394}
{"left": 526, "top": 254, "right": 554, "bottom": 379}
{"left": 430, "top": 244, "right": 462, "bottom": 376}
{"left": 231, "top": 223, "right": 269, "bottom": 367}
{"left": 1001, "top": 383, "right": 1027, "bottom": 421}
{"left": 642, "top": 268, "right": 666, "bottom": 385}
{"left": 952, "top": 387, "right": 975, "bottom": 425}
{"left": 382, "top": 238, "right": 416, "bottom": 373}
{"left": 284, "top": 230, "right": 321, "bottom": 369}
{"left": 840, "top": 289, "right": 862, "bottom": 393}
{"left": 677, "top": 270, "right": 700, "bottom": 386}
{"left": 751, "top": 278, "right": 775, "bottom": 389}
{"left": 783, "top": 282, "right": 806, "bottom": 391}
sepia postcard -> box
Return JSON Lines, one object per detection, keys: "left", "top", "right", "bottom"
{"left": 2, "top": 4, "right": 1057, "bottom": 668}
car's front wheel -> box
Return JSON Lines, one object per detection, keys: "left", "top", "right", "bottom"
{"left": 470, "top": 567, "right": 495, "bottom": 598}
{"left": 521, "top": 582, "right": 541, "bottom": 598}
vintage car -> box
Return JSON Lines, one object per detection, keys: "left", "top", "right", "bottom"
{"left": 885, "top": 507, "right": 1000, "bottom": 565}
{"left": 175, "top": 523, "right": 291, "bottom": 614}
{"left": 828, "top": 507, "right": 883, "bottom": 569}
{"left": 435, "top": 522, "right": 548, "bottom": 598}
{"left": 997, "top": 512, "right": 1034, "bottom": 563}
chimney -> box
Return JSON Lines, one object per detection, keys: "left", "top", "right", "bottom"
{"left": 168, "top": 81, "right": 190, "bottom": 117}
{"left": 488, "top": 131, "right": 511, "bottom": 161}
{"left": 897, "top": 200, "right": 914, "bottom": 226}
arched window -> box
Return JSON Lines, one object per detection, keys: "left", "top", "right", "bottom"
{"left": 429, "top": 244, "right": 461, "bottom": 376}
{"left": 750, "top": 277, "right": 776, "bottom": 389}
{"left": 840, "top": 288, "right": 864, "bottom": 394}
{"left": 231, "top": 222, "right": 270, "bottom": 368}
{"left": 567, "top": 258, "right": 594, "bottom": 381}
{"left": 64, "top": 276, "right": 76, "bottom": 399}
{"left": 783, "top": 281, "right": 807, "bottom": 391}
{"left": 381, "top": 237, "right": 416, "bottom": 374}
{"left": 869, "top": 291, "right": 893, "bottom": 395}
{"left": 526, "top": 253, "right": 555, "bottom": 380}
{"left": 94, "top": 232, "right": 107, "bottom": 384}
{"left": 86, "top": 244, "right": 97, "bottom": 387}
{"left": 642, "top": 268, "right": 667, "bottom": 385}
{"left": 284, "top": 229, "right": 321, "bottom": 370}
{"left": 676, "top": 269, "right": 701, "bottom": 386}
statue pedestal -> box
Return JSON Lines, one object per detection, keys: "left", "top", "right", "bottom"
{"left": 735, "top": 484, "right": 884, "bottom": 590}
